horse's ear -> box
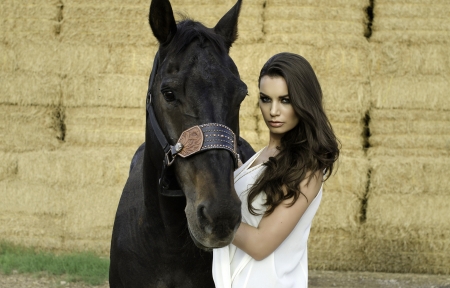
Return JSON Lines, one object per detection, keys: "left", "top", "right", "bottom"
{"left": 149, "top": 0, "right": 177, "bottom": 44}
{"left": 214, "top": 0, "right": 242, "bottom": 49}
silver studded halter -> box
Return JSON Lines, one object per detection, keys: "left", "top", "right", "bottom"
{"left": 166, "top": 123, "right": 238, "bottom": 166}
{"left": 146, "top": 52, "right": 240, "bottom": 197}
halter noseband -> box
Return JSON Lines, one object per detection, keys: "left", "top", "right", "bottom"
{"left": 146, "top": 52, "right": 240, "bottom": 197}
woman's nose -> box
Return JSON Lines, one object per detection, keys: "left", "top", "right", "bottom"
{"left": 270, "top": 102, "right": 280, "bottom": 116}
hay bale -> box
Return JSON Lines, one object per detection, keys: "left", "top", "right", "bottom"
{"left": 321, "top": 78, "right": 370, "bottom": 114}
{"left": 373, "top": 1, "right": 450, "bottom": 18}
{"left": 58, "top": 43, "right": 112, "bottom": 76}
{"left": 104, "top": 45, "right": 158, "bottom": 76}
{"left": 308, "top": 152, "right": 369, "bottom": 271}
{"left": 325, "top": 153, "right": 369, "bottom": 199}
{"left": 370, "top": 43, "right": 450, "bottom": 77}
{"left": 0, "top": 105, "right": 62, "bottom": 151}
{"left": 0, "top": 42, "right": 16, "bottom": 73}
{"left": 0, "top": 0, "right": 59, "bottom": 42}
{"left": 264, "top": 0, "right": 368, "bottom": 46}
{"left": 0, "top": 71, "right": 60, "bottom": 106}
{"left": 17, "top": 147, "right": 137, "bottom": 189}
{"left": 267, "top": 0, "right": 365, "bottom": 7}
{"left": 371, "top": 1, "right": 450, "bottom": 44}
{"left": 309, "top": 228, "right": 365, "bottom": 271}
{"left": 61, "top": 2, "right": 153, "bottom": 46}
{"left": 61, "top": 74, "right": 147, "bottom": 107}
{"left": 370, "top": 76, "right": 449, "bottom": 110}
{"left": 0, "top": 152, "right": 17, "bottom": 181}
{"left": 365, "top": 194, "right": 450, "bottom": 274}
{"left": 231, "top": 43, "right": 370, "bottom": 81}
{"left": 0, "top": 178, "right": 65, "bottom": 250}
{"left": 61, "top": 0, "right": 264, "bottom": 46}
{"left": 62, "top": 184, "right": 124, "bottom": 254}
{"left": 264, "top": 20, "right": 363, "bottom": 39}
{"left": 369, "top": 156, "right": 449, "bottom": 196}
{"left": 368, "top": 109, "right": 450, "bottom": 154}
{"left": 315, "top": 189, "right": 362, "bottom": 231}
{"left": 0, "top": 178, "right": 123, "bottom": 254}
{"left": 64, "top": 107, "right": 145, "bottom": 147}
{"left": 370, "top": 134, "right": 450, "bottom": 151}
{"left": 327, "top": 111, "right": 365, "bottom": 152}
{"left": 368, "top": 147, "right": 450, "bottom": 158}
{"left": 0, "top": 40, "right": 60, "bottom": 74}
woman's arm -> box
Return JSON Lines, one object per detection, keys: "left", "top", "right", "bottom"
{"left": 232, "top": 170, "right": 323, "bottom": 261}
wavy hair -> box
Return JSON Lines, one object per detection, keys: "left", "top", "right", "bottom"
{"left": 248, "top": 52, "right": 340, "bottom": 216}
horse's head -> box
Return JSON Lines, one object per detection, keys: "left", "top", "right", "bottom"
{"left": 147, "top": 0, "right": 247, "bottom": 249}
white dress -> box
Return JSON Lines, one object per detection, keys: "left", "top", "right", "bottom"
{"left": 213, "top": 148, "right": 322, "bottom": 288}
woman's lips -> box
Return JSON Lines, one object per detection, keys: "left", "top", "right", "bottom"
{"left": 268, "top": 121, "right": 283, "bottom": 127}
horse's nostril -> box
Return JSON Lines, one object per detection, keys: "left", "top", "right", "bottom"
{"left": 197, "top": 205, "right": 213, "bottom": 234}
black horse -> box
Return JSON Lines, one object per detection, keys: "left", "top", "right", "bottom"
{"left": 109, "top": 0, "right": 255, "bottom": 287}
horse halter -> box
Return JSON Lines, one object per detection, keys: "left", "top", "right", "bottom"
{"left": 146, "top": 52, "right": 240, "bottom": 197}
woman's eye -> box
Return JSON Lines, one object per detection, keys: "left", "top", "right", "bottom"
{"left": 281, "top": 98, "right": 291, "bottom": 104}
{"left": 259, "top": 96, "right": 270, "bottom": 103}
{"left": 162, "top": 91, "right": 176, "bottom": 102}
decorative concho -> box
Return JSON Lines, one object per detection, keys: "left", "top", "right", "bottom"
{"left": 177, "top": 126, "right": 204, "bottom": 158}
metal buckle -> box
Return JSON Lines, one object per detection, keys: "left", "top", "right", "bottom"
{"left": 165, "top": 151, "right": 176, "bottom": 166}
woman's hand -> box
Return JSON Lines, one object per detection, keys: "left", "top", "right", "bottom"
{"left": 232, "top": 170, "right": 323, "bottom": 261}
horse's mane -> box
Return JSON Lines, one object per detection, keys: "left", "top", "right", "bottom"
{"left": 166, "top": 19, "right": 228, "bottom": 55}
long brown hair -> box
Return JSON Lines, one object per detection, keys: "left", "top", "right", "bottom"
{"left": 248, "top": 52, "right": 340, "bottom": 216}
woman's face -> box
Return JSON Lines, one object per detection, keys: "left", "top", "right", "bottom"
{"left": 259, "top": 75, "right": 299, "bottom": 137}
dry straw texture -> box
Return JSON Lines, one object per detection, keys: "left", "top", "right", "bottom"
{"left": 16, "top": 147, "right": 137, "bottom": 188}
{"left": 309, "top": 229, "right": 365, "bottom": 271}
{"left": 309, "top": 153, "right": 369, "bottom": 270}
{"left": 366, "top": 0, "right": 450, "bottom": 273}
{"left": 264, "top": 0, "right": 369, "bottom": 47}
{"left": 369, "top": 156, "right": 449, "bottom": 197}
{"left": 365, "top": 194, "right": 450, "bottom": 274}
{"left": 0, "top": 0, "right": 60, "bottom": 43}
{"left": 0, "top": 146, "right": 137, "bottom": 253}
{"left": 0, "top": 152, "right": 18, "bottom": 181}
{"left": 64, "top": 107, "right": 145, "bottom": 147}
{"left": 0, "top": 72, "right": 61, "bottom": 106}
{"left": 62, "top": 74, "right": 148, "bottom": 108}
{"left": 371, "top": 0, "right": 450, "bottom": 44}
{"left": 369, "top": 109, "right": 450, "bottom": 156}
{"left": 0, "top": 179, "right": 66, "bottom": 250}
{"left": 0, "top": 105, "right": 62, "bottom": 152}
{"left": 370, "top": 1, "right": 450, "bottom": 109}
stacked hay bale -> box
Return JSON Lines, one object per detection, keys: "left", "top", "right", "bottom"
{"left": 366, "top": 0, "right": 450, "bottom": 274}
{"left": 55, "top": 0, "right": 154, "bottom": 253}
{"left": 0, "top": 0, "right": 65, "bottom": 250}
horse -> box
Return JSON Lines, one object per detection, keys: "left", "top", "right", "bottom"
{"left": 109, "top": 0, "right": 255, "bottom": 287}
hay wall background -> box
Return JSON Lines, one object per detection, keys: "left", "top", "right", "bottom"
{"left": 0, "top": 0, "right": 448, "bottom": 274}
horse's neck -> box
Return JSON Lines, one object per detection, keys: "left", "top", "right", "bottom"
{"left": 142, "top": 141, "right": 192, "bottom": 248}
{"left": 159, "top": 194, "right": 190, "bottom": 239}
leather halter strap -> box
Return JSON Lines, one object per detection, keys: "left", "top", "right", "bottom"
{"left": 146, "top": 52, "right": 239, "bottom": 197}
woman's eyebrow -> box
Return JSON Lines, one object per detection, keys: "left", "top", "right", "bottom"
{"left": 259, "top": 92, "right": 289, "bottom": 98}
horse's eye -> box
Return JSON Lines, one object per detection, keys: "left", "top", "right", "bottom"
{"left": 162, "top": 91, "right": 176, "bottom": 102}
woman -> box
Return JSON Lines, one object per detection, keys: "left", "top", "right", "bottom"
{"left": 213, "top": 52, "right": 339, "bottom": 288}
